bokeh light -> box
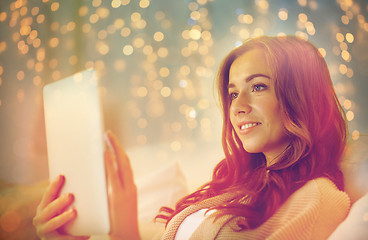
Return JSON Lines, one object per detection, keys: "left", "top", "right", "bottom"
{"left": 0, "top": 1, "right": 368, "bottom": 237}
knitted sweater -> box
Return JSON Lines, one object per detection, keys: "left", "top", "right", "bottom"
{"left": 161, "top": 177, "right": 351, "bottom": 240}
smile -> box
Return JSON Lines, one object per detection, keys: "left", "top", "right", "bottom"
{"left": 240, "top": 122, "right": 261, "bottom": 130}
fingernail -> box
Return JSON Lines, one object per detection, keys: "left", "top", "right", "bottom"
{"left": 68, "top": 193, "right": 74, "bottom": 201}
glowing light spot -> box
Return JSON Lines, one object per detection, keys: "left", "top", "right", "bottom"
{"left": 339, "top": 64, "right": 348, "bottom": 75}
{"left": 33, "top": 76, "right": 42, "bottom": 86}
{"left": 336, "top": 33, "right": 344, "bottom": 43}
{"left": 142, "top": 45, "right": 153, "bottom": 55}
{"left": 89, "top": 14, "right": 99, "bottom": 24}
{"left": 351, "top": 130, "right": 360, "bottom": 141}
{"left": 133, "top": 37, "right": 145, "bottom": 48}
{"left": 296, "top": 31, "right": 308, "bottom": 40}
{"left": 238, "top": 14, "right": 253, "bottom": 24}
{"left": 278, "top": 8, "right": 288, "bottom": 21}
{"left": 97, "top": 41, "right": 109, "bottom": 55}
{"left": 49, "top": 37, "right": 59, "bottom": 48}
{"left": 197, "top": 0, "right": 207, "bottom": 5}
{"left": 0, "top": 41, "right": 7, "bottom": 54}
{"left": 123, "top": 45, "right": 133, "bottom": 55}
{"left": 257, "top": 0, "right": 269, "bottom": 10}
{"left": 340, "top": 42, "right": 348, "bottom": 51}
{"left": 154, "top": 31, "right": 164, "bottom": 42}
{"left": 191, "top": 11, "right": 201, "bottom": 21}
{"left": 346, "top": 111, "right": 354, "bottom": 121}
{"left": 0, "top": 12, "right": 7, "bottom": 22}
{"left": 37, "top": 14, "right": 45, "bottom": 24}
{"left": 82, "top": 24, "right": 91, "bottom": 33}
{"left": 131, "top": 12, "right": 141, "bottom": 22}
{"left": 97, "top": 7, "right": 109, "bottom": 19}
{"left": 161, "top": 87, "right": 171, "bottom": 97}
{"left": 50, "top": 2, "right": 59, "bottom": 11}
{"left": 305, "top": 21, "right": 315, "bottom": 35}
{"left": 0, "top": 66, "right": 3, "bottom": 75}
{"left": 157, "top": 47, "right": 168, "bottom": 58}
{"left": 180, "top": 65, "right": 190, "bottom": 76}
{"left": 239, "top": 29, "right": 250, "bottom": 39}
{"left": 92, "top": 0, "right": 102, "bottom": 7}
{"left": 343, "top": 99, "right": 352, "bottom": 110}
{"left": 20, "top": 25, "right": 31, "bottom": 36}
{"left": 79, "top": 6, "right": 88, "bottom": 16}
{"left": 121, "top": 0, "right": 130, "bottom": 5}
{"left": 17, "top": 70, "right": 24, "bottom": 81}
{"left": 298, "top": 0, "right": 307, "bottom": 6}
{"left": 346, "top": 68, "right": 354, "bottom": 78}
{"left": 121, "top": 27, "right": 131, "bottom": 37}
{"left": 188, "top": 2, "right": 199, "bottom": 11}
{"left": 139, "top": 0, "right": 150, "bottom": 8}
{"left": 114, "top": 18, "right": 125, "bottom": 29}
{"left": 346, "top": 33, "right": 354, "bottom": 43}
{"left": 159, "top": 67, "right": 170, "bottom": 77}
{"left": 190, "top": 29, "right": 201, "bottom": 40}
{"left": 341, "top": 50, "right": 351, "bottom": 62}
{"left": 253, "top": 28, "right": 264, "bottom": 37}
{"left": 318, "top": 48, "right": 326, "bottom": 58}
{"left": 179, "top": 79, "right": 188, "bottom": 88}
{"left": 341, "top": 15, "right": 349, "bottom": 25}
{"left": 67, "top": 21, "right": 76, "bottom": 31}
{"left": 137, "top": 87, "right": 148, "bottom": 97}
{"left": 111, "top": 0, "right": 121, "bottom": 8}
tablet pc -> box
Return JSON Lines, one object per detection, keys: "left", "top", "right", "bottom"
{"left": 43, "top": 69, "right": 110, "bottom": 236}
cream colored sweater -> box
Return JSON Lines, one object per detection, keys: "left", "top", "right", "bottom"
{"left": 161, "top": 177, "right": 351, "bottom": 240}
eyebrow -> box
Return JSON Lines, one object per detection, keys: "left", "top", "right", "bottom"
{"left": 228, "top": 73, "right": 271, "bottom": 89}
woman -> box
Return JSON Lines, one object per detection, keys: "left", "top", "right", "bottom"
{"left": 33, "top": 36, "right": 351, "bottom": 239}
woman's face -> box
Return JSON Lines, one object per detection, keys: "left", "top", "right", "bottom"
{"left": 228, "top": 49, "right": 290, "bottom": 165}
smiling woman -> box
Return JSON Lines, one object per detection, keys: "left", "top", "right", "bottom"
{"left": 157, "top": 35, "right": 350, "bottom": 239}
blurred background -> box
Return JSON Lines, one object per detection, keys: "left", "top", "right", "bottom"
{"left": 0, "top": 0, "right": 368, "bottom": 237}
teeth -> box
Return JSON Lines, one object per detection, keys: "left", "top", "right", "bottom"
{"left": 240, "top": 123, "right": 259, "bottom": 130}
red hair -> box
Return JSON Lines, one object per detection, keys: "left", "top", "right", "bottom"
{"left": 156, "top": 36, "right": 347, "bottom": 229}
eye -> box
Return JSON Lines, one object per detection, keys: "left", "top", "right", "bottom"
{"left": 251, "top": 84, "right": 267, "bottom": 92}
{"left": 229, "top": 92, "right": 238, "bottom": 101}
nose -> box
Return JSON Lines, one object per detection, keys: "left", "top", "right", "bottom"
{"left": 230, "top": 94, "right": 251, "bottom": 117}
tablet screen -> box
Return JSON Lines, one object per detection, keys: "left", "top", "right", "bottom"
{"left": 43, "top": 69, "right": 110, "bottom": 236}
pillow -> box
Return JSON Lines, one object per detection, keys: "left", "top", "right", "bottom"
{"left": 136, "top": 160, "right": 189, "bottom": 223}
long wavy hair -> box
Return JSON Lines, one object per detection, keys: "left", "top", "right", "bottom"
{"left": 156, "top": 36, "right": 347, "bottom": 229}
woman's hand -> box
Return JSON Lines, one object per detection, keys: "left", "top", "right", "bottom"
{"left": 104, "top": 130, "right": 140, "bottom": 240}
{"left": 32, "top": 175, "right": 89, "bottom": 240}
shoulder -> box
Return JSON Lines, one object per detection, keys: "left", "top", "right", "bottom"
{"left": 292, "top": 177, "right": 350, "bottom": 210}
{"left": 276, "top": 177, "right": 351, "bottom": 239}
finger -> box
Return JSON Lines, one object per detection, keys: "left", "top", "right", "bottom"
{"left": 36, "top": 193, "right": 74, "bottom": 224}
{"left": 105, "top": 130, "right": 135, "bottom": 186}
{"left": 38, "top": 208, "right": 77, "bottom": 236}
{"left": 104, "top": 149, "right": 123, "bottom": 193}
{"left": 38, "top": 175, "right": 65, "bottom": 211}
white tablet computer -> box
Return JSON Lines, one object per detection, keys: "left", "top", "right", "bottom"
{"left": 43, "top": 69, "right": 110, "bottom": 236}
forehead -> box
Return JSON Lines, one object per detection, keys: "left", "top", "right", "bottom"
{"left": 229, "top": 49, "right": 272, "bottom": 81}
